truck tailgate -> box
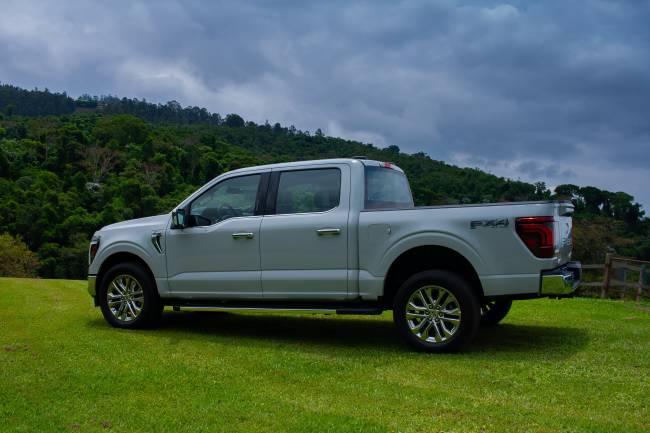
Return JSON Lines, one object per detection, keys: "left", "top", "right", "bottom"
{"left": 555, "top": 202, "right": 574, "bottom": 265}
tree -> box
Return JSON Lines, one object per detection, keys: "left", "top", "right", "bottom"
{"left": 572, "top": 217, "right": 632, "bottom": 264}
{"left": 580, "top": 186, "right": 607, "bottom": 214}
{"left": 534, "top": 182, "right": 550, "bottom": 199}
{"left": 93, "top": 115, "right": 148, "bottom": 148}
{"left": 0, "top": 233, "right": 40, "bottom": 277}
{"left": 386, "top": 145, "right": 400, "bottom": 153}
{"left": 82, "top": 145, "right": 119, "bottom": 183}
{"left": 224, "top": 114, "right": 245, "bottom": 128}
{"left": 0, "top": 147, "right": 9, "bottom": 177}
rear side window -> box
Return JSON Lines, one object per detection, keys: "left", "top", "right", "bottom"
{"left": 365, "top": 166, "right": 414, "bottom": 209}
{"left": 276, "top": 169, "right": 341, "bottom": 214}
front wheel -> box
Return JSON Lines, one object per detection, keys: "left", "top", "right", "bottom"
{"left": 98, "top": 262, "right": 163, "bottom": 329}
{"left": 393, "top": 270, "right": 480, "bottom": 353}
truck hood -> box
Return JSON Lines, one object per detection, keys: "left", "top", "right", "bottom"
{"left": 101, "top": 214, "right": 170, "bottom": 232}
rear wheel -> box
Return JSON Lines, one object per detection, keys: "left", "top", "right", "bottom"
{"left": 393, "top": 270, "right": 480, "bottom": 352}
{"left": 98, "top": 262, "right": 163, "bottom": 329}
{"left": 480, "top": 300, "right": 512, "bottom": 326}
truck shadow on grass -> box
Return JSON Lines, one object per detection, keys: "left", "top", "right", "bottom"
{"left": 135, "top": 311, "right": 589, "bottom": 359}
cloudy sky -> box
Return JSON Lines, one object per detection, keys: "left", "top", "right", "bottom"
{"left": 1, "top": 0, "right": 648, "bottom": 208}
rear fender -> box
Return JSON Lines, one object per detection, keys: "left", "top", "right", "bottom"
{"left": 377, "top": 232, "right": 486, "bottom": 277}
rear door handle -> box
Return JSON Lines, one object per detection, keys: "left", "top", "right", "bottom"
{"left": 316, "top": 228, "right": 341, "bottom": 236}
{"left": 232, "top": 232, "right": 254, "bottom": 239}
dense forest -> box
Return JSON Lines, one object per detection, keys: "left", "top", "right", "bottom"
{"left": 0, "top": 83, "right": 648, "bottom": 279}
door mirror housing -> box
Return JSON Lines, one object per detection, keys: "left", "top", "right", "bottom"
{"left": 171, "top": 207, "right": 188, "bottom": 229}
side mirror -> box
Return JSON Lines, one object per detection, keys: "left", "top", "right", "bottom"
{"left": 171, "top": 208, "right": 187, "bottom": 229}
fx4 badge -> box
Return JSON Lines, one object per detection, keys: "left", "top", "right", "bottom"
{"left": 470, "top": 218, "right": 509, "bottom": 229}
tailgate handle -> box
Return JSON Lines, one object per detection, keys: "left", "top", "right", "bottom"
{"left": 317, "top": 228, "right": 341, "bottom": 236}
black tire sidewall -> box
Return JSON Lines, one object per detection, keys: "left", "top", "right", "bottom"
{"left": 98, "top": 262, "right": 161, "bottom": 329}
{"left": 393, "top": 270, "right": 480, "bottom": 352}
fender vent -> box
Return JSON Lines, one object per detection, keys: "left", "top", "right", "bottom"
{"left": 151, "top": 231, "right": 163, "bottom": 254}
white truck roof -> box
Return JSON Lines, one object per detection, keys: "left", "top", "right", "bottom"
{"left": 224, "top": 157, "right": 405, "bottom": 175}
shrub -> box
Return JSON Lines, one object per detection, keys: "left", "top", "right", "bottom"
{"left": 0, "top": 233, "right": 40, "bottom": 277}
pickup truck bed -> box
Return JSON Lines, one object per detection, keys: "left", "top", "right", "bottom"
{"left": 358, "top": 200, "right": 575, "bottom": 301}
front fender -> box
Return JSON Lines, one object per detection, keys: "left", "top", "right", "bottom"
{"left": 90, "top": 240, "right": 157, "bottom": 276}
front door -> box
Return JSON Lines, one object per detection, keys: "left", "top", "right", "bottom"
{"left": 260, "top": 165, "right": 350, "bottom": 300}
{"left": 166, "top": 173, "right": 264, "bottom": 299}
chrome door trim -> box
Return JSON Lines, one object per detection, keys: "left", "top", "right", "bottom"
{"left": 232, "top": 232, "right": 255, "bottom": 239}
{"left": 316, "top": 228, "right": 341, "bottom": 236}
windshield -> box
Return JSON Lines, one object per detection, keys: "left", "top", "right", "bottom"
{"left": 364, "top": 165, "right": 414, "bottom": 209}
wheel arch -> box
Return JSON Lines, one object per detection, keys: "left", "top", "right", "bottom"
{"left": 96, "top": 252, "right": 158, "bottom": 296}
{"left": 381, "top": 245, "right": 484, "bottom": 309}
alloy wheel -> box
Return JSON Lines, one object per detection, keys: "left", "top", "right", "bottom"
{"left": 107, "top": 274, "right": 144, "bottom": 322}
{"left": 405, "top": 285, "right": 461, "bottom": 343}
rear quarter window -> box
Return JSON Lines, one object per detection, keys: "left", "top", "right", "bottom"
{"left": 276, "top": 168, "right": 341, "bottom": 214}
{"left": 364, "top": 166, "right": 414, "bottom": 209}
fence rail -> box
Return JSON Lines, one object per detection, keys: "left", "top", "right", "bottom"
{"left": 579, "top": 254, "right": 649, "bottom": 301}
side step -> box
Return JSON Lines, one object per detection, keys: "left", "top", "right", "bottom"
{"left": 171, "top": 303, "right": 383, "bottom": 315}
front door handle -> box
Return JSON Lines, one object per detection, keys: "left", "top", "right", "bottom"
{"left": 232, "top": 232, "right": 254, "bottom": 239}
{"left": 316, "top": 228, "right": 341, "bottom": 236}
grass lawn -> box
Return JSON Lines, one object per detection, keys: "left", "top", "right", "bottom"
{"left": 1, "top": 278, "right": 649, "bottom": 433}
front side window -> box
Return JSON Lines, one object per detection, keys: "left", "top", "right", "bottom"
{"left": 189, "top": 174, "right": 261, "bottom": 226}
{"left": 276, "top": 169, "right": 341, "bottom": 214}
{"left": 365, "top": 166, "right": 414, "bottom": 209}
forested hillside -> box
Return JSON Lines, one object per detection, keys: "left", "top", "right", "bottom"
{"left": 0, "top": 84, "right": 648, "bottom": 278}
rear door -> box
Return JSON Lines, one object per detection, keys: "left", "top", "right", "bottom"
{"left": 260, "top": 164, "right": 351, "bottom": 299}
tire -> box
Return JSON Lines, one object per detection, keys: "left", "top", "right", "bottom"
{"left": 393, "top": 270, "right": 480, "bottom": 353}
{"left": 480, "top": 300, "right": 512, "bottom": 326}
{"left": 98, "top": 262, "right": 163, "bottom": 329}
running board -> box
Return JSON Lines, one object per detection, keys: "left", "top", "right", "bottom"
{"left": 171, "top": 304, "right": 382, "bottom": 315}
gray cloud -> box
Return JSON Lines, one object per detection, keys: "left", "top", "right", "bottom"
{"left": 1, "top": 0, "right": 648, "bottom": 208}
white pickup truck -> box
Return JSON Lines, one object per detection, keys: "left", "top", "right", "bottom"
{"left": 87, "top": 158, "right": 580, "bottom": 352}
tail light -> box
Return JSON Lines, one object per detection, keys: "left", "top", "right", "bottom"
{"left": 515, "top": 216, "right": 555, "bottom": 258}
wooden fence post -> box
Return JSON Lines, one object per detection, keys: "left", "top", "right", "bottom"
{"left": 601, "top": 253, "right": 612, "bottom": 299}
{"left": 638, "top": 265, "right": 646, "bottom": 302}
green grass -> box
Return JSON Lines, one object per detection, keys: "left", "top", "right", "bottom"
{"left": 1, "top": 278, "right": 649, "bottom": 433}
